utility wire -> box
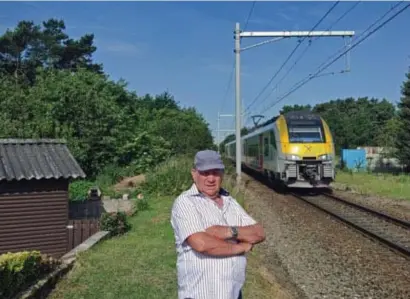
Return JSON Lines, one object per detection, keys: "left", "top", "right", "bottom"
{"left": 311, "top": 0, "right": 403, "bottom": 79}
{"left": 252, "top": 1, "right": 361, "bottom": 116}
{"left": 262, "top": 1, "right": 410, "bottom": 114}
{"left": 243, "top": 1, "right": 340, "bottom": 116}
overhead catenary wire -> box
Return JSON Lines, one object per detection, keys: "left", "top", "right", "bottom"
{"left": 243, "top": 1, "right": 340, "bottom": 116}
{"left": 250, "top": 1, "right": 362, "bottom": 117}
{"left": 308, "top": 0, "right": 404, "bottom": 81}
{"left": 261, "top": 1, "right": 410, "bottom": 114}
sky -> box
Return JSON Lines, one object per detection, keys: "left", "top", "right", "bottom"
{"left": 1, "top": 1, "right": 410, "bottom": 144}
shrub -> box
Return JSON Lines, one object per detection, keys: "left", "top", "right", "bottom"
{"left": 141, "top": 155, "right": 193, "bottom": 196}
{"left": 0, "top": 251, "right": 61, "bottom": 299}
{"left": 136, "top": 193, "right": 149, "bottom": 211}
{"left": 100, "top": 211, "right": 132, "bottom": 236}
{"left": 69, "top": 180, "right": 95, "bottom": 201}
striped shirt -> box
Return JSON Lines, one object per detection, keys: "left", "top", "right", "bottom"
{"left": 170, "top": 183, "right": 257, "bottom": 299}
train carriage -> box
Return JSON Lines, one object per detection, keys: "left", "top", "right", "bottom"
{"left": 225, "top": 111, "right": 335, "bottom": 188}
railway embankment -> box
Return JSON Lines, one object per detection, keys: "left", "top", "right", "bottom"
{"left": 330, "top": 171, "right": 410, "bottom": 222}
{"left": 238, "top": 171, "right": 410, "bottom": 299}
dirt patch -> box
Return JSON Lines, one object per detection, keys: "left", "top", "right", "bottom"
{"left": 114, "top": 175, "right": 146, "bottom": 191}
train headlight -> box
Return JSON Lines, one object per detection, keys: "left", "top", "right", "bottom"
{"left": 286, "top": 154, "right": 301, "bottom": 160}
{"left": 319, "top": 154, "right": 330, "bottom": 160}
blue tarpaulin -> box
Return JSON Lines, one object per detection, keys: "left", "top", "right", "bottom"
{"left": 341, "top": 149, "right": 367, "bottom": 170}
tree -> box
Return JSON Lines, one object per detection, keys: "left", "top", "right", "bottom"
{"left": 280, "top": 104, "right": 312, "bottom": 114}
{"left": 395, "top": 66, "right": 410, "bottom": 169}
{"left": 0, "top": 19, "right": 102, "bottom": 85}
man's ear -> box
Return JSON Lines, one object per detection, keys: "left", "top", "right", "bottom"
{"left": 191, "top": 168, "right": 197, "bottom": 181}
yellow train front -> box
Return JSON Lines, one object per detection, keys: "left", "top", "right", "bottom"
{"left": 225, "top": 111, "right": 336, "bottom": 188}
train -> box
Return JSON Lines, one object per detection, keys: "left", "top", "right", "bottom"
{"left": 224, "top": 111, "right": 336, "bottom": 188}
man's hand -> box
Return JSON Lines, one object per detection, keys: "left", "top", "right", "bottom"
{"left": 239, "top": 242, "right": 253, "bottom": 253}
{"left": 206, "top": 224, "right": 265, "bottom": 245}
{"left": 186, "top": 232, "right": 252, "bottom": 257}
{"left": 237, "top": 223, "right": 265, "bottom": 244}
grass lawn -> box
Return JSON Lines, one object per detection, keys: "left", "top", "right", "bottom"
{"left": 334, "top": 170, "right": 410, "bottom": 200}
{"left": 49, "top": 194, "right": 280, "bottom": 299}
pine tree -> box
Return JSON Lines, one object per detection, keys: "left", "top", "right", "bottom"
{"left": 395, "top": 66, "right": 410, "bottom": 170}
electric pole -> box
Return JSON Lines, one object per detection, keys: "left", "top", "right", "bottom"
{"left": 234, "top": 23, "right": 354, "bottom": 181}
{"left": 234, "top": 23, "right": 241, "bottom": 183}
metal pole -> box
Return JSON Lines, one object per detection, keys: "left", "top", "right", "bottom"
{"left": 217, "top": 111, "right": 220, "bottom": 153}
{"left": 235, "top": 22, "right": 241, "bottom": 182}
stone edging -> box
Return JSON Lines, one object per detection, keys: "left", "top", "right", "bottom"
{"left": 17, "top": 230, "right": 110, "bottom": 299}
{"left": 61, "top": 231, "right": 110, "bottom": 265}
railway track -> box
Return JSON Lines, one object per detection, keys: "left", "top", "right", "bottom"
{"left": 291, "top": 191, "right": 410, "bottom": 259}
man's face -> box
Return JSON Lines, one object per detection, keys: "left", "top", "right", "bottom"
{"left": 191, "top": 168, "right": 223, "bottom": 198}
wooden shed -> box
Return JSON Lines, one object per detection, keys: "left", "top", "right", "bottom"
{"left": 0, "top": 139, "right": 86, "bottom": 258}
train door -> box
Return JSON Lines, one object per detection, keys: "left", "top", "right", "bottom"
{"left": 263, "top": 133, "right": 269, "bottom": 170}
{"left": 259, "top": 134, "right": 264, "bottom": 170}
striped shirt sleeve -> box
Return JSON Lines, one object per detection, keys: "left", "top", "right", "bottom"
{"left": 232, "top": 199, "right": 257, "bottom": 226}
{"left": 171, "top": 196, "right": 206, "bottom": 244}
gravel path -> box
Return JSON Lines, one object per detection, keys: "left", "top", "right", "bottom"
{"left": 330, "top": 184, "right": 410, "bottom": 222}
{"left": 239, "top": 172, "right": 410, "bottom": 299}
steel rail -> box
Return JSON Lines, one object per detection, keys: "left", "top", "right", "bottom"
{"left": 290, "top": 192, "right": 410, "bottom": 259}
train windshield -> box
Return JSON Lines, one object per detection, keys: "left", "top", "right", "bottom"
{"left": 288, "top": 126, "right": 324, "bottom": 143}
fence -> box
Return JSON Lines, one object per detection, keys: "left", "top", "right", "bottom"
{"left": 67, "top": 198, "right": 104, "bottom": 251}
{"left": 69, "top": 198, "right": 103, "bottom": 219}
{"left": 67, "top": 219, "right": 101, "bottom": 251}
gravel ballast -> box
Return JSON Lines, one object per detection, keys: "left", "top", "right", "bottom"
{"left": 239, "top": 173, "right": 410, "bottom": 299}
{"left": 330, "top": 183, "right": 410, "bottom": 222}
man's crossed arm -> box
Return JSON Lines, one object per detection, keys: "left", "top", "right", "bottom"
{"left": 186, "top": 223, "right": 265, "bottom": 257}
{"left": 205, "top": 223, "right": 265, "bottom": 244}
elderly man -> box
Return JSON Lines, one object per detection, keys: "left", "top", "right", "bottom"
{"left": 170, "top": 150, "right": 265, "bottom": 299}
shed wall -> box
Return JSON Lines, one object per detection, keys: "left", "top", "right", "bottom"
{"left": 0, "top": 179, "right": 69, "bottom": 258}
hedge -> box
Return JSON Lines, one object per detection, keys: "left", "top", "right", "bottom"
{"left": 0, "top": 250, "right": 61, "bottom": 299}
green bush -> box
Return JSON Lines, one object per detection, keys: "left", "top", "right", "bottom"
{"left": 0, "top": 251, "right": 61, "bottom": 299}
{"left": 100, "top": 212, "right": 132, "bottom": 236}
{"left": 69, "top": 180, "right": 95, "bottom": 201}
{"left": 141, "top": 155, "right": 193, "bottom": 196}
{"left": 136, "top": 194, "right": 149, "bottom": 211}
{"left": 140, "top": 154, "right": 236, "bottom": 197}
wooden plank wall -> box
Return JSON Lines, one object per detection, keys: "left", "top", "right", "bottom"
{"left": 0, "top": 190, "right": 68, "bottom": 258}
{"left": 67, "top": 219, "right": 100, "bottom": 251}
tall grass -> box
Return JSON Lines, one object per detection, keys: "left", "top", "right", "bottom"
{"left": 335, "top": 170, "right": 410, "bottom": 200}
{"left": 140, "top": 154, "right": 242, "bottom": 201}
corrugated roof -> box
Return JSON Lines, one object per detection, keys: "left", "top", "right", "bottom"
{"left": 0, "top": 139, "right": 86, "bottom": 181}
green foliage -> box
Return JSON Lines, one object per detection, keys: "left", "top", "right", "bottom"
{"left": 0, "top": 18, "right": 102, "bottom": 85}
{"left": 395, "top": 67, "right": 410, "bottom": 168}
{"left": 141, "top": 155, "right": 194, "bottom": 197}
{"left": 280, "top": 104, "right": 312, "bottom": 115}
{"left": 69, "top": 180, "right": 95, "bottom": 201}
{"left": 100, "top": 212, "right": 132, "bottom": 236}
{"left": 0, "top": 251, "right": 61, "bottom": 299}
{"left": 140, "top": 154, "right": 235, "bottom": 198}
{"left": 0, "top": 18, "right": 214, "bottom": 180}
{"left": 136, "top": 194, "right": 150, "bottom": 212}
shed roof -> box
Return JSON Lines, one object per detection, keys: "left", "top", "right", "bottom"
{"left": 0, "top": 139, "right": 86, "bottom": 181}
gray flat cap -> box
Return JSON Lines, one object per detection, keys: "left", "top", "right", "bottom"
{"left": 194, "top": 150, "right": 225, "bottom": 171}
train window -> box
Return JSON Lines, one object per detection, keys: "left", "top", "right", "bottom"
{"left": 270, "top": 131, "right": 276, "bottom": 148}
{"left": 288, "top": 126, "right": 324, "bottom": 143}
{"left": 264, "top": 137, "right": 269, "bottom": 156}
